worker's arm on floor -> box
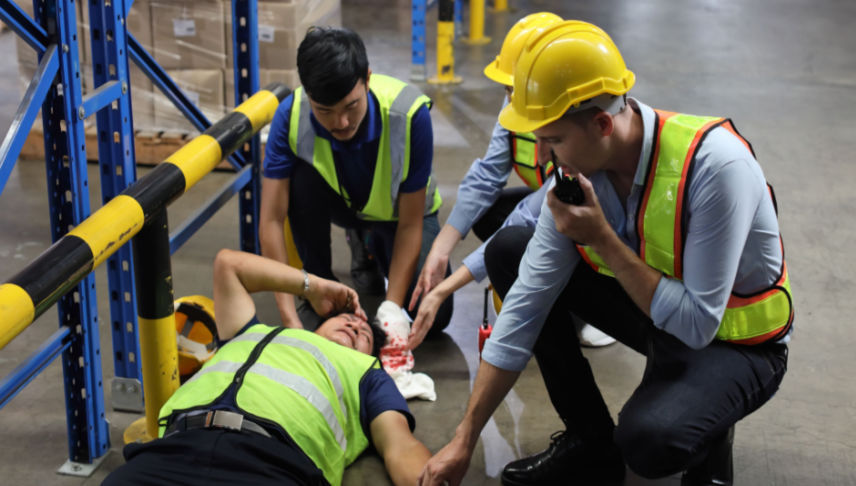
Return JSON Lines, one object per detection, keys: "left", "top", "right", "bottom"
{"left": 419, "top": 362, "right": 520, "bottom": 486}
{"left": 371, "top": 410, "right": 432, "bottom": 486}
{"left": 259, "top": 176, "right": 303, "bottom": 328}
{"left": 212, "top": 249, "right": 364, "bottom": 341}
{"left": 386, "top": 188, "right": 426, "bottom": 306}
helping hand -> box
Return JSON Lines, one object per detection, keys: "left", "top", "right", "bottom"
{"left": 417, "top": 436, "right": 473, "bottom": 486}
{"left": 408, "top": 286, "right": 447, "bottom": 350}
{"left": 304, "top": 276, "right": 367, "bottom": 321}
{"left": 409, "top": 248, "right": 449, "bottom": 312}
{"left": 546, "top": 172, "right": 611, "bottom": 246}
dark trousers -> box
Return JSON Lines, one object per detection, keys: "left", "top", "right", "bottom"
{"left": 484, "top": 226, "right": 789, "bottom": 479}
{"left": 102, "top": 429, "right": 326, "bottom": 486}
{"left": 471, "top": 186, "right": 532, "bottom": 241}
{"left": 289, "top": 161, "right": 453, "bottom": 333}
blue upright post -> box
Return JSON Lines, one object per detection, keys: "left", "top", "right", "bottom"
{"left": 454, "top": 0, "right": 463, "bottom": 38}
{"left": 411, "top": 0, "right": 427, "bottom": 81}
{"left": 86, "top": 0, "right": 144, "bottom": 413}
{"left": 231, "top": 0, "right": 262, "bottom": 254}
{"left": 32, "top": 0, "right": 110, "bottom": 473}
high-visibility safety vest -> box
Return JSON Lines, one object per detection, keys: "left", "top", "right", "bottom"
{"left": 159, "top": 325, "right": 380, "bottom": 486}
{"left": 576, "top": 110, "right": 794, "bottom": 345}
{"left": 288, "top": 74, "right": 442, "bottom": 221}
{"left": 509, "top": 131, "right": 554, "bottom": 190}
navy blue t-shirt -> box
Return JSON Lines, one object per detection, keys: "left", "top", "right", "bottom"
{"left": 263, "top": 86, "right": 433, "bottom": 211}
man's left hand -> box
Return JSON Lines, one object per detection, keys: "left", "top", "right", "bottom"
{"left": 546, "top": 173, "right": 611, "bottom": 247}
{"left": 305, "top": 275, "right": 367, "bottom": 320}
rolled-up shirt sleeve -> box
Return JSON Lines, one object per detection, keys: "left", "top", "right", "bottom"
{"left": 446, "top": 113, "right": 515, "bottom": 237}
{"left": 650, "top": 153, "right": 766, "bottom": 349}
{"left": 481, "top": 194, "right": 579, "bottom": 371}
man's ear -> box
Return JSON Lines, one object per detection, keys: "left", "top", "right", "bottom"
{"left": 593, "top": 111, "right": 614, "bottom": 137}
{"left": 365, "top": 68, "right": 372, "bottom": 92}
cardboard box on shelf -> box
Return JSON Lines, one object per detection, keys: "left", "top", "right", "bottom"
{"left": 225, "top": 69, "right": 299, "bottom": 110}
{"left": 151, "top": 0, "right": 226, "bottom": 70}
{"left": 225, "top": 0, "right": 341, "bottom": 71}
{"left": 153, "top": 69, "right": 225, "bottom": 132}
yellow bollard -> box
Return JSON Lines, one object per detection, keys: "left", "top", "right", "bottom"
{"left": 429, "top": 20, "right": 463, "bottom": 84}
{"left": 138, "top": 313, "right": 180, "bottom": 440}
{"left": 492, "top": 0, "right": 508, "bottom": 12}
{"left": 464, "top": 0, "right": 491, "bottom": 45}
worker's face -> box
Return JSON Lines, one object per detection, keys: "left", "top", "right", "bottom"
{"left": 534, "top": 114, "right": 607, "bottom": 177}
{"left": 308, "top": 75, "right": 370, "bottom": 142}
{"left": 316, "top": 313, "right": 374, "bottom": 354}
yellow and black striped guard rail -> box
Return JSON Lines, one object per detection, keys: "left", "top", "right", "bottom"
{"left": 0, "top": 82, "right": 291, "bottom": 349}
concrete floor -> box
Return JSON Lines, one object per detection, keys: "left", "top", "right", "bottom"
{"left": 1, "top": 0, "right": 855, "bottom": 484}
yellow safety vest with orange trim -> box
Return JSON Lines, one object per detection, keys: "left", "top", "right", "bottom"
{"left": 509, "top": 131, "right": 554, "bottom": 190}
{"left": 576, "top": 110, "right": 793, "bottom": 345}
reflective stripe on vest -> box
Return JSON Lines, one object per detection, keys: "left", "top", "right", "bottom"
{"left": 288, "top": 74, "right": 442, "bottom": 221}
{"left": 509, "top": 131, "right": 554, "bottom": 190}
{"left": 158, "top": 326, "right": 379, "bottom": 486}
{"left": 576, "top": 110, "right": 793, "bottom": 345}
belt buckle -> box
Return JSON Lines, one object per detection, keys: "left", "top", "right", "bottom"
{"left": 210, "top": 410, "right": 243, "bottom": 431}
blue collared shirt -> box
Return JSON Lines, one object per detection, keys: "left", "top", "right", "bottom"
{"left": 482, "top": 99, "right": 788, "bottom": 371}
{"left": 446, "top": 98, "right": 517, "bottom": 237}
{"left": 263, "top": 87, "right": 433, "bottom": 209}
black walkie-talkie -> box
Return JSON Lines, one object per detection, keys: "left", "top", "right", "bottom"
{"left": 552, "top": 151, "right": 585, "bottom": 205}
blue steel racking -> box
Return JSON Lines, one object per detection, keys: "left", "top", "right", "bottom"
{"left": 0, "top": 0, "right": 264, "bottom": 474}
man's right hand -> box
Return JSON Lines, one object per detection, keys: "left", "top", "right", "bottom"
{"left": 408, "top": 247, "right": 449, "bottom": 312}
{"left": 418, "top": 434, "right": 474, "bottom": 486}
{"left": 408, "top": 285, "right": 448, "bottom": 350}
{"left": 408, "top": 224, "right": 462, "bottom": 312}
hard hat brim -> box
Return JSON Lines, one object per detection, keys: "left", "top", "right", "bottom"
{"left": 483, "top": 58, "right": 513, "bottom": 86}
{"left": 498, "top": 101, "right": 557, "bottom": 133}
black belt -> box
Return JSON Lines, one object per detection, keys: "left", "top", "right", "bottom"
{"left": 164, "top": 410, "right": 272, "bottom": 439}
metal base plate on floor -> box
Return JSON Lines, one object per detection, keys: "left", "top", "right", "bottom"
{"left": 111, "top": 377, "right": 144, "bottom": 412}
{"left": 57, "top": 453, "right": 108, "bottom": 477}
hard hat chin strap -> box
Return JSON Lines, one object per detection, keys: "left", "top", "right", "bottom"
{"left": 566, "top": 93, "right": 627, "bottom": 117}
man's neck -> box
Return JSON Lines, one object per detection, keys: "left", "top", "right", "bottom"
{"left": 605, "top": 107, "right": 644, "bottom": 201}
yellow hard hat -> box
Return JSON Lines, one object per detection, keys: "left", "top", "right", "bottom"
{"left": 499, "top": 21, "right": 636, "bottom": 133}
{"left": 174, "top": 295, "right": 218, "bottom": 382}
{"left": 483, "top": 12, "right": 563, "bottom": 86}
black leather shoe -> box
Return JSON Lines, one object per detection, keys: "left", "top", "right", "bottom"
{"left": 681, "top": 426, "right": 735, "bottom": 486}
{"left": 346, "top": 228, "right": 384, "bottom": 295}
{"left": 501, "top": 431, "right": 625, "bottom": 486}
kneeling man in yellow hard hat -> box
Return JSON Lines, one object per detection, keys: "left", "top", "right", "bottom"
{"left": 419, "top": 19, "right": 792, "bottom": 486}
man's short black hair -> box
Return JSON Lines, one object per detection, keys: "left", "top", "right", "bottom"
{"left": 370, "top": 319, "right": 386, "bottom": 358}
{"left": 297, "top": 26, "right": 369, "bottom": 106}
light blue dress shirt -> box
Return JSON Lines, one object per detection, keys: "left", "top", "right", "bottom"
{"left": 482, "top": 99, "right": 788, "bottom": 372}
{"left": 446, "top": 99, "right": 517, "bottom": 237}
